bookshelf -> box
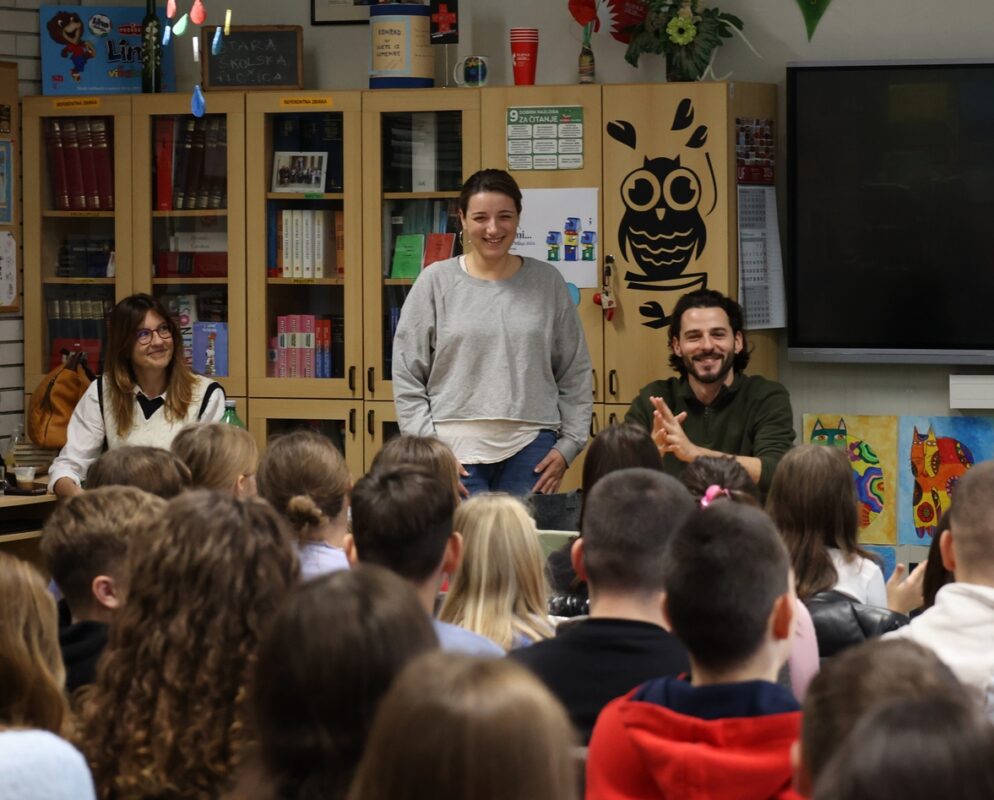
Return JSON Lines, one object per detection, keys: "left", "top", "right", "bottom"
{"left": 23, "top": 95, "right": 134, "bottom": 391}
{"left": 360, "top": 89, "right": 481, "bottom": 402}
{"left": 245, "top": 91, "right": 363, "bottom": 400}
{"left": 132, "top": 93, "right": 248, "bottom": 399}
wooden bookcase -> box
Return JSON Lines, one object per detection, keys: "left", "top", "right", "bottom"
{"left": 360, "top": 88, "right": 481, "bottom": 403}
{"left": 23, "top": 95, "right": 134, "bottom": 393}
{"left": 245, "top": 91, "right": 363, "bottom": 401}
{"left": 131, "top": 93, "right": 248, "bottom": 400}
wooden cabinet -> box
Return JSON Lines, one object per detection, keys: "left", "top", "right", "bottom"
{"left": 132, "top": 93, "right": 248, "bottom": 398}
{"left": 23, "top": 95, "right": 134, "bottom": 391}
{"left": 360, "top": 89, "right": 481, "bottom": 402}
{"left": 247, "top": 397, "right": 363, "bottom": 477}
{"left": 362, "top": 400, "right": 400, "bottom": 471}
{"left": 245, "top": 92, "right": 364, "bottom": 402}
{"left": 601, "top": 82, "right": 778, "bottom": 405}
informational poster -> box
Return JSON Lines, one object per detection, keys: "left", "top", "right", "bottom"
{"left": 505, "top": 106, "right": 583, "bottom": 171}
{"left": 0, "top": 232, "right": 17, "bottom": 310}
{"left": 737, "top": 185, "right": 785, "bottom": 329}
{"left": 510, "top": 187, "right": 598, "bottom": 288}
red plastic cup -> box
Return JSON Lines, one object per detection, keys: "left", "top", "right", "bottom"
{"left": 510, "top": 28, "right": 539, "bottom": 85}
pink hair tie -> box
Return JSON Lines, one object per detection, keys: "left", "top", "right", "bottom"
{"left": 701, "top": 484, "right": 729, "bottom": 509}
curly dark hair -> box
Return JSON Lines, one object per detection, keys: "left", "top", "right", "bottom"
{"left": 667, "top": 289, "right": 751, "bottom": 378}
{"left": 75, "top": 490, "right": 298, "bottom": 800}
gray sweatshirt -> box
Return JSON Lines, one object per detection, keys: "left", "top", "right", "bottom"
{"left": 392, "top": 256, "right": 593, "bottom": 464}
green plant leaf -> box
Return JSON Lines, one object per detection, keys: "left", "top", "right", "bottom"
{"left": 796, "top": 0, "right": 833, "bottom": 41}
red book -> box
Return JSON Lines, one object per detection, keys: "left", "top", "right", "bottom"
{"left": 90, "top": 117, "right": 114, "bottom": 211}
{"left": 45, "top": 119, "right": 70, "bottom": 211}
{"left": 172, "top": 117, "right": 196, "bottom": 210}
{"left": 277, "top": 315, "right": 288, "bottom": 378}
{"left": 423, "top": 232, "right": 456, "bottom": 268}
{"left": 301, "top": 314, "right": 315, "bottom": 378}
{"left": 60, "top": 118, "right": 87, "bottom": 210}
{"left": 154, "top": 117, "right": 174, "bottom": 211}
{"left": 183, "top": 118, "right": 207, "bottom": 210}
{"left": 75, "top": 118, "right": 101, "bottom": 210}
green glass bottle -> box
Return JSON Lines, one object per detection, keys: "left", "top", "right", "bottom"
{"left": 141, "top": 0, "right": 162, "bottom": 94}
{"left": 221, "top": 399, "right": 245, "bottom": 428}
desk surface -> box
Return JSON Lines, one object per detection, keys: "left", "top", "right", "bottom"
{"left": 0, "top": 492, "right": 57, "bottom": 509}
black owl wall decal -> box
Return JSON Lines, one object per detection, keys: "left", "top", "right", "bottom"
{"left": 608, "top": 99, "right": 718, "bottom": 329}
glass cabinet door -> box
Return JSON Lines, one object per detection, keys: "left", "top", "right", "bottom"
{"left": 246, "top": 92, "right": 362, "bottom": 400}
{"left": 132, "top": 94, "right": 246, "bottom": 398}
{"left": 361, "top": 90, "right": 481, "bottom": 401}
{"left": 23, "top": 96, "right": 134, "bottom": 391}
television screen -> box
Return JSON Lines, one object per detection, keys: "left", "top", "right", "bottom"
{"left": 787, "top": 61, "right": 994, "bottom": 363}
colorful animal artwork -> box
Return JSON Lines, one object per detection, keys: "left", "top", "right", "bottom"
{"left": 898, "top": 416, "right": 994, "bottom": 545}
{"left": 804, "top": 414, "right": 897, "bottom": 545}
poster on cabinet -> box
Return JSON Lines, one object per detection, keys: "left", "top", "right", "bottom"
{"left": 510, "top": 187, "right": 598, "bottom": 289}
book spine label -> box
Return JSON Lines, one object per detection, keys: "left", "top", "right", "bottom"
{"left": 291, "top": 210, "right": 303, "bottom": 278}
{"left": 281, "top": 210, "right": 293, "bottom": 278}
{"left": 301, "top": 210, "right": 314, "bottom": 278}
{"left": 313, "top": 210, "right": 325, "bottom": 279}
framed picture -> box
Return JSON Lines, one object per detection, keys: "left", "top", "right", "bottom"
{"left": 0, "top": 140, "right": 12, "bottom": 225}
{"left": 272, "top": 152, "right": 329, "bottom": 193}
{"left": 311, "top": 0, "right": 371, "bottom": 25}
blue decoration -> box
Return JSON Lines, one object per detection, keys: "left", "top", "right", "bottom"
{"left": 163, "top": 23, "right": 172, "bottom": 46}
{"left": 191, "top": 83, "right": 206, "bottom": 117}
{"left": 566, "top": 282, "right": 580, "bottom": 306}
{"left": 211, "top": 25, "right": 223, "bottom": 55}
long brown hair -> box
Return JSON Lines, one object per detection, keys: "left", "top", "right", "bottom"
{"left": 76, "top": 491, "right": 298, "bottom": 800}
{"left": 250, "top": 566, "right": 437, "bottom": 800}
{"left": 348, "top": 653, "right": 578, "bottom": 800}
{"left": 766, "top": 445, "right": 874, "bottom": 599}
{"left": 105, "top": 293, "right": 195, "bottom": 437}
{"left": 0, "top": 553, "right": 69, "bottom": 735}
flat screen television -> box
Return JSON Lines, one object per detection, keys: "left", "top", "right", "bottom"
{"left": 787, "top": 60, "right": 994, "bottom": 364}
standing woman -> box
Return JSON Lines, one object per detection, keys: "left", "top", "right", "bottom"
{"left": 392, "top": 169, "right": 592, "bottom": 495}
{"left": 49, "top": 293, "right": 225, "bottom": 497}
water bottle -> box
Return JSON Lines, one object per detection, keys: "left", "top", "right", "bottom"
{"left": 220, "top": 399, "right": 244, "bottom": 428}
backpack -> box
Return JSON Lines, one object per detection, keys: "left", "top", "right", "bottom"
{"left": 28, "top": 350, "right": 96, "bottom": 449}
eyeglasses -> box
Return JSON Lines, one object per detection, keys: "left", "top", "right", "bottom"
{"left": 135, "top": 322, "right": 173, "bottom": 345}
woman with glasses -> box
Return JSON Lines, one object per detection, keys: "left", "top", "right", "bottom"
{"left": 49, "top": 293, "right": 225, "bottom": 497}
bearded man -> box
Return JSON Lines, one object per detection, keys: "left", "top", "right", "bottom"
{"left": 625, "top": 289, "right": 795, "bottom": 494}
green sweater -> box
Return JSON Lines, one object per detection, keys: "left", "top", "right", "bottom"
{"left": 624, "top": 373, "right": 795, "bottom": 492}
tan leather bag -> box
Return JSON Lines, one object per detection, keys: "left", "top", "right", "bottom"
{"left": 28, "top": 351, "right": 95, "bottom": 449}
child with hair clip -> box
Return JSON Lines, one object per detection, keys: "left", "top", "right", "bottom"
{"left": 256, "top": 430, "right": 352, "bottom": 581}
{"left": 439, "top": 494, "right": 554, "bottom": 650}
{"left": 171, "top": 422, "right": 259, "bottom": 497}
{"left": 348, "top": 653, "right": 579, "bottom": 800}
{"left": 0, "top": 552, "right": 69, "bottom": 736}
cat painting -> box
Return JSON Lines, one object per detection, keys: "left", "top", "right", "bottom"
{"left": 810, "top": 418, "right": 885, "bottom": 528}
{"left": 909, "top": 425, "right": 974, "bottom": 539}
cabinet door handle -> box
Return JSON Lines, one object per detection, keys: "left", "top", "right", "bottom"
{"left": 590, "top": 412, "right": 600, "bottom": 437}
{"left": 367, "top": 367, "right": 375, "bottom": 393}
{"left": 348, "top": 409, "right": 356, "bottom": 435}
{"left": 591, "top": 368, "right": 598, "bottom": 398}
{"left": 608, "top": 369, "right": 618, "bottom": 397}
{"left": 348, "top": 366, "right": 356, "bottom": 393}
{"left": 608, "top": 412, "right": 618, "bottom": 426}
{"left": 367, "top": 409, "right": 375, "bottom": 436}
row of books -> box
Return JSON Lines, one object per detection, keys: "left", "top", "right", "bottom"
{"left": 269, "top": 207, "right": 345, "bottom": 278}
{"left": 382, "top": 111, "right": 462, "bottom": 193}
{"left": 383, "top": 198, "right": 461, "bottom": 278}
{"left": 46, "top": 296, "right": 113, "bottom": 370}
{"left": 155, "top": 116, "right": 228, "bottom": 211}
{"left": 272, "top": 113, "right": 344, "bottom": 193}
{"left": 154, "top": 230, "right": 228, "bottom": 278}
{"left": 269, "top": 315, "right": 344, "bottom": 379}
{"left": 160, "top": 292, "right": 227, "bottom": 372}
{"left": 57, "top": 236, "right": 115, "bottom": 278}
{"left": 45, "top": 117, "right": 115, "bottom": 211}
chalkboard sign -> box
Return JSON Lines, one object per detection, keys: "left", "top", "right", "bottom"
{"left": 201, "top": 25, "right": 303, "bottom": 91}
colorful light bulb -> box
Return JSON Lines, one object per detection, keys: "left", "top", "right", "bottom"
{"left": 166, "top": 0, "right": 177, "bottom": 18}
{"left": 172, "top": 12, "right": 189, "bottom": 35}
{"left": 163, "top": 24, "right": 172, "bottom": 45}
{"left": 190, "top": 0, "right": 206, "bottom": 25}
{"left": 224, "top": 9, "right": 232, "bottom": 35}
{"left": 212, "top": 26, "right": 223, "bottom": 55}
{"left": 192, "top": 35, "right": 200, "bottom": 62}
